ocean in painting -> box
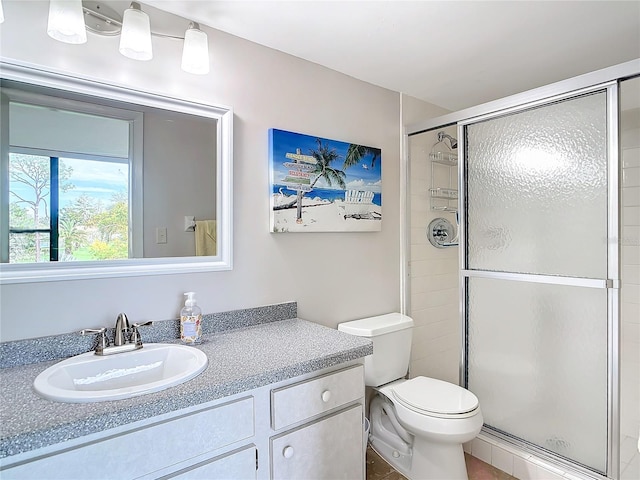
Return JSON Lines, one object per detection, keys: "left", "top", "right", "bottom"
{"left": 273, "top": 185, "right": 382, "bottom": 206}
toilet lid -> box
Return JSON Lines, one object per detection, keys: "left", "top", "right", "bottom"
{"left": 391, "top": 377, "right": 479, "bottom": 416}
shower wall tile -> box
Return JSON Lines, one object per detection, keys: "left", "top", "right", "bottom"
{"left": 410, "top": 273, "right": 458, "bottom": 296}
{"left": 408, "top": 128, "right": 460, "bottom": 383}
{"left": 490, "top": 446, "right": 514, "bottom": 475}
{"left": 513, "top": 456, "right": 538, "bottom": 480}
{"left": 622, "top": 225, "right": 640, "bottom": 245}
{"left": 624, "top": 167, "right": 640, "bottom": 187}
{"left": 471, "top": 438, "right": 493, "bottom": 464}
{"left": 411, "top": 287, "right": 458, "bottom": 310}
{"left": 622, "top": 245, "right": 640, "bottom": 264}
{"left": 622, "top": 187, "right": 640, "bottom": 207}
{"left": 410, "top": 350, "right": 459, "bottom": 384}
{"left": 623, "top": 206, "right": 640, "bottom": 225}
{"left": 410, "top": 257, "right": 458, "bottom": 277}
{"left": 620, "top": 102, "right": 640, "bottom": 440}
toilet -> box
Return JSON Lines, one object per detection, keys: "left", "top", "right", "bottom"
{"left": 338, "top": 313, "right": 483, "bottom": 480}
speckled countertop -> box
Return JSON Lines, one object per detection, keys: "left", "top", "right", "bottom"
{"left": 0, "top": 319, "right": 372, "bottom": 459}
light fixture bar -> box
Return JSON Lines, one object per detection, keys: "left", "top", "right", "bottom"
{"left": 82, "top": 1, "right": 122, "bottom": 36}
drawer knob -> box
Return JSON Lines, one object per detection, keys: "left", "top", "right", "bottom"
{"left": 321, "top": 390, "right": 332, "bottom": 402}
{"left": 283, "top": 446, "right": 295, "bottom": 458}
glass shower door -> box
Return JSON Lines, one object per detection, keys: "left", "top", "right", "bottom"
{"left": 463, "top": 88, "right": 615, "bottom": 474}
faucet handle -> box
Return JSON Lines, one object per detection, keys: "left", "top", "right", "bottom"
{"left": 80, "top": 328, "right": 110, "bottom": 354}
{"left": 130, "top": 321, "right": 153, "bottom": 347}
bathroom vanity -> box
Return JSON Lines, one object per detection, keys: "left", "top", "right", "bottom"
{"left": 0, "top": 316, "right": 371, "bottom": 480}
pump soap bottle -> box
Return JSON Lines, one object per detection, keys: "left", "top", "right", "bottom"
{"left": 180, "top": 292, "right": 202, "bottom": 344}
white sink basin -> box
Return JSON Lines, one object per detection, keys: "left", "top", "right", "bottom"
{"left": 34, "top": 344, "right": 208, "bottom": 403}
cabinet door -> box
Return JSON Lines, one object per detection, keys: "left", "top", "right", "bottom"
{"left": 164, "top": 446, "right": 256, "bottom": 480}
{"left": 271, "top": 405, "right": 363, "bottom": 480}
{"left": 1, "top": 397, "right": 254, "bottom": 480}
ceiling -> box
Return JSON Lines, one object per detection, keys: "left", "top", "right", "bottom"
{"left": 143, "top": 1, "right": 639, "bottom": 112}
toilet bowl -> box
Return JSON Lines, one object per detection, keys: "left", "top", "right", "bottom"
{"left": 371, "top": 377, "right": 483, "bottom": 479}
{"left": 338, "top": 313, "right": 483, "bottom": 480}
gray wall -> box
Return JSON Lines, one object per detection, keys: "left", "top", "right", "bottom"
{"left": 0, "top": 1, "right": 445, "bottom": 341}
{"left": 142, "top": 111, "right": 217, "bottom": 258}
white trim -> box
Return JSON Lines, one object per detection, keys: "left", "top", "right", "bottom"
{"left": 0, "top": 60, "right": 233, "bottom": 283}
{"left": 606, "top": 83, "right": 621, "bottom": 480}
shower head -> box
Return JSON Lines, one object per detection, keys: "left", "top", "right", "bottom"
{"left": 437, "top": 131, "right": 458, "bottom": 149}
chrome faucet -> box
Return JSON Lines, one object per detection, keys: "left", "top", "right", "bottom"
{"left": 113, "top": 313, "right": 130, "bottom": 346}
{"left": 80, "top": 314, "right": 153, "bottom": 355}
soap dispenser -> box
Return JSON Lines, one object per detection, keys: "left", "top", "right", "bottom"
{"left": 180, "top": 292, "right": 202, "bottom": 344}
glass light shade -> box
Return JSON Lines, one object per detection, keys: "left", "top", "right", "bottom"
{"left": 0, "top": 0, "right": 5, "bottom": 24}
{"left": 181, "top": 25, "right": 210, "bottom": 75}
{"left": 47, "top": 0, "right": 87, "bottom": 44}
{"left": 119, "top": 3, "right": 153, "bottom": 61}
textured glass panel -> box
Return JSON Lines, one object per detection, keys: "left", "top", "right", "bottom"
{"left": 467, "top": 277, "right": 608, "bottom": 473}
{"left": 466, "top": 92, "right": 608, "bottom": 277}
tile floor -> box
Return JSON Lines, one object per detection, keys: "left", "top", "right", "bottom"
{"left": 366, "top": 446, "right": 517, "bottom": 480}
{"left": 620, "top": 434, "right": 639, "bottom": 480}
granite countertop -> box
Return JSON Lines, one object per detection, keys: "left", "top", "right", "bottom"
{"left": 0, "top": 318, "right": 372, "bottom": 459}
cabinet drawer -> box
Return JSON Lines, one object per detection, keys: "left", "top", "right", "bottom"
{"left": 1, "top": 397, "right": 254, "bottom": 480}
{"left": 164, "top": 445, "right": 256, "bottom": 480}
{"left": 271, "top": 365, "right": 364, "bottom": 430}
{"left": 271, "top": 404, "right": 364, "bottom": 480}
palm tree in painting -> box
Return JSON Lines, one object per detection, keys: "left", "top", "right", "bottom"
{"left": 344, "top": 144, "right": 381, "bottom": 170}
{"left": 309, "top": 138, "right": 346, "bottom": 190}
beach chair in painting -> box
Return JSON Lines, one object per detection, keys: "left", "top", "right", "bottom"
{"left": 342, "top": 190, "right": 376, "bottom": 219}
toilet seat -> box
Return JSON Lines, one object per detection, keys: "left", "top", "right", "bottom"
{"left": 391, "top": 377, "right": 479, "bottom": 419}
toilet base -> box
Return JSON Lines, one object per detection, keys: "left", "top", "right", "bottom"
{"left": 410, "top": 436, "right": 469, "bottom": 480}
{"left": 370, "top": 434, "right": 469, "bottom": 480}
{"left": 369, "top": 433, "right": 412, "bottom": 477}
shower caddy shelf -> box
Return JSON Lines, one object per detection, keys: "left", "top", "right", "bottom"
{"left": 429, "top": 151, "right": 458, "bottom": 213}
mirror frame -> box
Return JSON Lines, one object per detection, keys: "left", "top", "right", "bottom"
{"left": 0, "top": 60, "right": 233, "bottom": 284}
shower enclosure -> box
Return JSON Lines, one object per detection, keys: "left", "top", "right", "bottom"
{"left": 405, "top": 60, "right": 639, "bottom": 479}
{"left": 462, "top": 88, "right": 612, "bottom": 475}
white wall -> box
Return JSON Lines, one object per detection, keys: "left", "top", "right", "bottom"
{"left": 0, "top": 1, "right": 418, "bottom": 340}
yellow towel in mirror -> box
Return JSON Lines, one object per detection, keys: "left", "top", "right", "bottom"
{"left": 195, "top": 220, "right": 216, "bottom": 256}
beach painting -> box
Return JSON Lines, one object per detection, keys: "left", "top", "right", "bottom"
{"left": 269, "top": 129, "right": 382, "bottom": 233}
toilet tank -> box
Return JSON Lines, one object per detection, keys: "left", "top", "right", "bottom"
{"left": 338, "top": 313, "right": 414, "bottom": 387}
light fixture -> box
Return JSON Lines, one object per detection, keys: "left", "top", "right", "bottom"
{"left": 119, "top": 2, "right": 152, "bottom": 61}
{"left": 39, "top": 0, "right": 210, "bottom": 74}
{"left": 181, "top": 22, "right": 209, "bottom": 75}
{"left": 47, "top": 0, "right": 87, "bottom": 44}
{"left": 0, "top": 0, "right": 5, "bottom": 24}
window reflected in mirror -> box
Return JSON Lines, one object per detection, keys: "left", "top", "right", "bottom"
{"left": 9, "top": 153, "right": 130, "bottom": 263}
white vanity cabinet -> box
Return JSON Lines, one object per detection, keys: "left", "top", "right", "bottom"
{"left": 0, "top": 363, "right": 366, "bottom": 480}
{"left": 269, "top": 365, "right": 365, "bottom": 480}
{"left": 1, "top": 397, "right": 256, "bottom": 480}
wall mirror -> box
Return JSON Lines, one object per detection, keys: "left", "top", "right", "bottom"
{"left": 0, "top": 61, "right": 233, "bottom": 283}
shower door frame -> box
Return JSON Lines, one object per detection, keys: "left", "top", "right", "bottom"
{"left": 458, "top": 83, "right": 619, "bottom": 479}
{"left": 404, "top": 59, "right": 640, "bottom": 480}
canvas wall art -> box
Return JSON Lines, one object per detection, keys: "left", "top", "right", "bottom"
{"left": 269, "top": 129, "right": 382, "bottom": 232}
